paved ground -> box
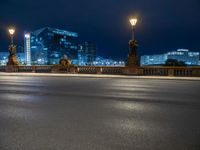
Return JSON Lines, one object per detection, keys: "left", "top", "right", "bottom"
{"left": 0, "top": 75, "right": 200, "bottom": 150}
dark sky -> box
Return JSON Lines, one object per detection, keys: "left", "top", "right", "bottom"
{"left": 0, "top": 0, "right": 200, "bottom": 59}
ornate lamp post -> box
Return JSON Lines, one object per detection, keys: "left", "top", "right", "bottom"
{"left": 129, "top": 18, "right": 137, "bottom": 41}
{"left": 8, "top": 28, "right": 15, "bottom": 45}
{"left": 127, "top": 17, "right": 139, "bottom": 67}
{"left": 7, "top": 27, "right": 19, "bottom": 66}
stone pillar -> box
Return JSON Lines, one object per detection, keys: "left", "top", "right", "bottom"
{"left": 125, "top": 40, "right": 142, "bottom": 75}
{"left": 7, "top": 45, "right": 19, "bottom": 66}
{"left": 127, "top": 40, "right": 139, "bottom": 67}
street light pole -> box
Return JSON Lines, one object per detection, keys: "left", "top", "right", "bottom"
{"left": 132, "top": 26, "right": 134, "bottom": 41}
{"left": 7, "top": 27, "right": 19, "bottom": 66}
{"left": 127, "top": 17, "right": 139, "bottom": 68}
{"left": 10, "top": 35, "right": 14, "bottom": 46}
{"left": 129, "top": 18, "right": 137, "bottom": 41}
{"left": 8, "top": 28, "right": 15, "bottom": 45}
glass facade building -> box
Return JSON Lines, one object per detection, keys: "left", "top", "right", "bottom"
{"left": 78, "top": 42, "right": 97, "bottom": 66}
{"left": 141, "top": 54, "right": 168, "bottom": 66}
{"left": 29, "top": 27, "right": 79, "bottom": 65}
{"left": 167, "top": 49, "right": 199, "bottom": 65}
{"left": 141, "top": 49, "right": 200, "bottom": 66}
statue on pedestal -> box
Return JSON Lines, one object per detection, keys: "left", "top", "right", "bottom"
{"left": 126, "top": 18, "right": 140, "bottom": 68}
{"left": 127, "top": 40, "right": 139, "bottom": 67}
{"left": 51, "top": 55, "right": 77, "bottom": 73}
{"left": 59, "top": 55, "right": 72, "bottom": 67}
{"left": 7, "top": 27, "right": 19, "bottom": 66}
{"left": 7, "top": 45, "right": 19, "bottom": 66}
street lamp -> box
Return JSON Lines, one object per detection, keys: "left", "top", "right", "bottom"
{"left": 127, "top": 17, "right": 139, "bottom": 68}
{"left": 7, "top": 27, "right": 19, "bottom": 66}
{"left": 8, "top": 27, "right": 15, "bottom": 45}
{"left": 129, "top": 18, "right": 137, "bottom": 40}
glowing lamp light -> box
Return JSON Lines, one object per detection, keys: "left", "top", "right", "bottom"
{"left": 25, "top": 33, "right": 30, "bottom": 38}
{"left": 8, "top": 28, "right": 15, "bottom": 35}
{"left": 129, "top": 18, "right": 137, "bottom": 26}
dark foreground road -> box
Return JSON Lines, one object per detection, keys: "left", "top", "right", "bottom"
{"left": 0, "top": 75, "right": 200, "bottom": 150}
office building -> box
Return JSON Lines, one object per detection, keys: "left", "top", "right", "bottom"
{"left": 24, "top": 33, "right": 31, "bottom": 65}
{"left": 77, "top": 42, "right": 97, "bottom": 66}
{"left": 141, "top": 54, "right": 167, "bottom": 66}
{"left": 141, "top": 49, "right": 200, "bottom": 66}
{"left": 78, "top": 45, "right": 87, "bottom": 66}
{"left": 167, "top": 49, "right": 199, "bottom": 65}
{"left": 28, "top": 27, "right": 79, "bottom": 65}
{"left": 84, "top": 42, "right": 96, "bottom": 65}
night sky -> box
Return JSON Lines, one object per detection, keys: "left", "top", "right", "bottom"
{"left": 0, "top": 0, "right": 200, "bottom": 59}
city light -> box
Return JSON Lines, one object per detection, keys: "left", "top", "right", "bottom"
{"left": 129, "top": 18, "right": 137, "bottom": 26}
{"left": 24, "top": 33, "right": 31, "bottom": 65}
{"left": 25, "top": 33, "right": 30, "bottom": 38}
{"left": 8, "top": 28, "right": 15, "bottom": 35}
{"left": 8, "top": 27, "right": 16, "bottom": 46}
{"left": 129, "top": 18, "right": 138, "bottom": 41}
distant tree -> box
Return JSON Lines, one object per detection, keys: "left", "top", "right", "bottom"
{"left": 164, "top": 59, "right": 186, "bottom": 66}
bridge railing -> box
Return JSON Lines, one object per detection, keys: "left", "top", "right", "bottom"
{"left": 141, "top": 66, "right": 200, "bottom": 77}
{"left": 2, "top": 65, "right": 52, "bottom": 73}
{"left": 77, "top": 66, "right": 124, "bottom": 74}
{"left": 0, "top": 65, "right": 200, "bottom": 77}
{"left": 0, "top": 66, "right": 6, "bottom": 72}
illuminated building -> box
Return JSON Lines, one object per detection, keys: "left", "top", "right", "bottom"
{"left": 141, "top": 49, "right": 199, "bottom": 66}
{"left": 23, "top": 27, "right": 99, "bottom": 66}
{"left": 167, "top": 49, "right": 199, "bottom": 65}
{"left": 29, "top": 27, "right": 79, "bottom": 65}
{"left": 24, "top": 33, "right": 31, "bottom": 65}
{"left": 94, "top": 56, "right": 125, "bottom": 66}
{"left": 77, "top": 42, "right": 97, "bottom": 66}
{"left": 78, "top": 45, "right": 87, "bottom": 66}
{"left": 141, "top": 54, "right": 167, "bottom": 66}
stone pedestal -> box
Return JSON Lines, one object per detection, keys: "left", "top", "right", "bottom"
{"left": 7, "top": 54, "right": 19, "bottom": 66}
{"left": 7, "top": 45, "right": 19, "bottom": 66}
{"left": 51, "top": 55, "right": 77, "bottom": 73}
{"left": 125, "top": 40, "right": 141, "bottom": 75}
{"left": 127, "top": 40, "right": 139, "bottom": 67}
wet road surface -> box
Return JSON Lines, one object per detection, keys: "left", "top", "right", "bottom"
{"left": 0, "top": 75, "right": 200, "bottom": 150}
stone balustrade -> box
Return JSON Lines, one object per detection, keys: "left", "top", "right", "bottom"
{"left": 0, "top": 65, "right": 200, "bottom": 77}
{"left": 142, "top": 66, "right": 200, "bottom": 77}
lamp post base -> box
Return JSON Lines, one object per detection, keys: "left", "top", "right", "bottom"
{"left": 7, "top": 54, "right": 19, "bottom": 66}
{"left": 7, "top": 45, "right": 19, "bottom": 66}
{"left": 127, "top": 40, "right": 139, "bottom": 67}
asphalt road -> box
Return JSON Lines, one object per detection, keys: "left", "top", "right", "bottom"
{"left": 0, "top": 75, "right": 200, "bottom": 150}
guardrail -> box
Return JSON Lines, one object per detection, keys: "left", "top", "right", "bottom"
{"left": 0, "top": 65, "right": 200, "bottom": 77}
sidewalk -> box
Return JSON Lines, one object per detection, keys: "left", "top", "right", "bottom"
{"left": 0, "top": 72, "right": 200, "bottom": 81}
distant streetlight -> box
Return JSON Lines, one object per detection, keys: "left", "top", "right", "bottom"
{"left": 7, "top": 27, "right": 19, "bottom": 66}
{"left": 8, "top": 27, "right": 15, "bottom": 45}
{"left": 129, "top": 18, "right": 137, "bottom": 40}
